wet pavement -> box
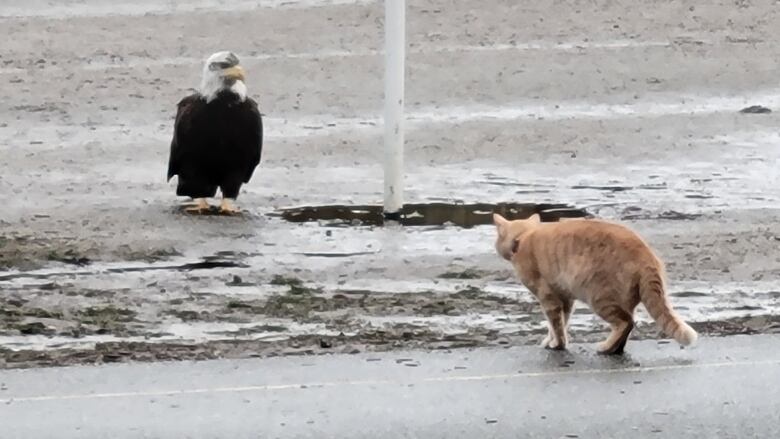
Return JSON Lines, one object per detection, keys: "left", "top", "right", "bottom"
{"left": 2, "top": 0, "right": 780, "bottom": 366}
{"left": 1, "top": 335, "right": 779, "bottom": 438}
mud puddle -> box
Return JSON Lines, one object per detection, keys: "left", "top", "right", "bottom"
{"left": 0, "top": 259, "right": 247, "bottom": 282}
{"left": 279, "top": 202, "right": 590, "bottom": 227}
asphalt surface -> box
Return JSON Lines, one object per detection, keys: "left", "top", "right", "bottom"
{"left": 1, "top": 334, "right": 779, "bottom": 438}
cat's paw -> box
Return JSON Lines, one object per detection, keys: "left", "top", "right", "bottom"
{"left": 596, "top": 340, "right": 624, "bottom": 355}
{"left": 544, "top": 337, "right": 567, "bottom": 351}
{"left": 539, "top": 334, "right": 552, "bottom": 347}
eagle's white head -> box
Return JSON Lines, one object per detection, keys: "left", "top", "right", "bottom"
{"left": 199, "top": 51, "right": 247, "bottom": 103}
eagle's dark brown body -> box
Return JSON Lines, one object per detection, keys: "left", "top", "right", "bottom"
{"left": 167, "top": 91, "right": 263, "bottom": 199}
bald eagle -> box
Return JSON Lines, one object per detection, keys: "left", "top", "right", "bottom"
{"left": 167, "top": 51, "right": 263, "bottom": 214}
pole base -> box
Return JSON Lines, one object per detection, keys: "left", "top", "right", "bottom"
{"left": 383, "top": 210, "right": 403, "bottom": 221}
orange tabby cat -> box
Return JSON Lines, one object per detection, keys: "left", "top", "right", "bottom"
{"left": 493, "top": 213, "right": 697, "bottom": 354}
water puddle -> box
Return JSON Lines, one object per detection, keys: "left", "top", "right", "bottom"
{"left": 278, "top": 202, "right": 591, "bottom": 227}
{"left": 0, "top": 259, "right": 247, "bottom": 282}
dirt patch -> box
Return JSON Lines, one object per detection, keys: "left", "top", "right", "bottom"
{"left": 0, "top": 235, "right": 90, "bottom": 271}
{"left": 2, "top": 279, "right": 780, "bottom": 369}
{"left": 438, "top": 268, "right": 490, "bottom": 280}
{"left": 0, "top": 234, "right": 182, "bottom": 271}
{"left": 207, "top": 285, "right": 537, "bottom": 324}
{"left": 0, "top": 293, "right": 141, "bottom": 338}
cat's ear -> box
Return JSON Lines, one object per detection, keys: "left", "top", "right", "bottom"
{"left": 528, "top": 213, "right": 541, "bottom": 223}
{"left": 493, "top": 213, "right": 509, "bottom": 228}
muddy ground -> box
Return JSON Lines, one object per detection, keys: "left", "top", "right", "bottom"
{"left": 2, "top": 0, "right": 780, "bottom": 368}
{"left": 2, "top": 275, "right": 780, "bottom": 369}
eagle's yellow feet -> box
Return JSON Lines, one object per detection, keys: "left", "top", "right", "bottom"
{"left": 219, "top": 198, "right": 240, "bottom": 215}
{"left": 185, "top": 198, "right": 210, "bottom": 214}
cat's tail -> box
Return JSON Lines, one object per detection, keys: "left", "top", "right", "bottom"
{"left": 638, "top": 267, "right": 698, "bottom": 346}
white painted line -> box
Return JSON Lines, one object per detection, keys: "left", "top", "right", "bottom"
{"left": 322, "top": 90, "right": 780, "bottom": 128}
{"left": 0, "top": 0, "right": 375, "bottom": 19}
{"left": 2, "top": 91, "right": 777, "bottom": 150}
{"left": 2, "top": 358, "right": 779, "bottom": 404}
{"left": 406, "top": 95, "right": 780, "bottom": 124}
{"left": 0, "top": 40, "right": 680, "bottom": 75}
{"left": 84, "top": 40, "right": 676, "bottom": 70}
{"left": 435, "top": 40, "right": 674, "bottom": 52}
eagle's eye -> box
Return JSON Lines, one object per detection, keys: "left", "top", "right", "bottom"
{"left": 210, "top": 61, "right": 232, "bottom": 71}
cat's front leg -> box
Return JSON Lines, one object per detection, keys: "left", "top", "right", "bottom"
{"left": 540, "top": 324, "right": 553, "bottom": 348}
{"left": 537, "top": 284, "right": 568, "bottom": 350}
{"left": 542, "top": 297, "right": 574, "bottom": 348}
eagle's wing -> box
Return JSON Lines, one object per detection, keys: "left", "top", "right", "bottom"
{"left": 167, "top": 95, "right": 202, "bottom": 181}
{"left": 241, "top": 98, "right": 264, "bottom": 183}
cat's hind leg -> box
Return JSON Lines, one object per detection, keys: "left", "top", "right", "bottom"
{"left": 593, "top": 300, "right": 634, "bottom": 355}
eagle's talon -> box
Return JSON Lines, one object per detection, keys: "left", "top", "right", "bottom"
{"left": 219, "top": 199, "right": 240, "bottom": 215}
{"left": 219, "top": 207, "right": 240, "bottom": 215}
{"left": 184, "top": 198, "right": 210, "bottom": 214}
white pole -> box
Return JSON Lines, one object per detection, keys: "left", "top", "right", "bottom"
{"left": 383, "top": 0, "right": 405, "bottom": 219}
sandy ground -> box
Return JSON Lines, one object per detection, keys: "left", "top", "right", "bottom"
{"left": 1, "top": 0, "right": 780, "bottom": 368}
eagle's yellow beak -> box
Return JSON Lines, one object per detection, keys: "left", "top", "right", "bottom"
{"left": 223, "top": 65, "right": 245, "bottom": 81}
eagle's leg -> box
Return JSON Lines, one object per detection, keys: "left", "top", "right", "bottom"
{"left": 219, "top": 179, "right": 242, "bottom": 215}
{"left": 185, "top": 198, "right": 210, "bottom": 213}
{"left": 219, "top": 198, "right": 240, "bottom": 215}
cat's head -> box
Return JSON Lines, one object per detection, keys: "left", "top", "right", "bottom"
{"left": 492, "top": 213, "right": 540, "bottom": 261}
